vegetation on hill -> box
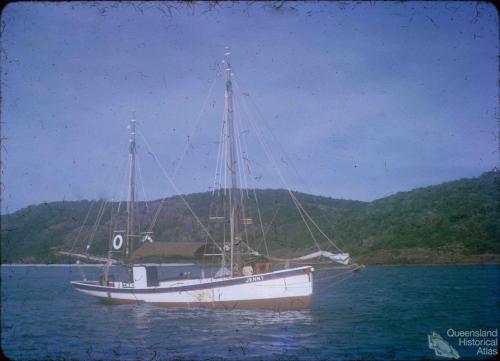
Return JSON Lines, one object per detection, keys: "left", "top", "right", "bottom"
{"left": 1, "top": 171, "right": 498, "bottom": 264}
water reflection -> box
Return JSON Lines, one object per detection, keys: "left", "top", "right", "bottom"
{"left": 127, "top": 302, "right": 313, "bottom": 326}
{"left": 123, "top": 302, "right": 318, "bottom": 358}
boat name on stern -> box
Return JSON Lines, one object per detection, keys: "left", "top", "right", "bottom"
{"left": 245, "top": 275, "right": 264, "bottom": 283}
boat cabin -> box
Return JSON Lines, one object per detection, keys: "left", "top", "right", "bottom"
{"left": 132, "top": 266, "right": 159, "bottom": 287}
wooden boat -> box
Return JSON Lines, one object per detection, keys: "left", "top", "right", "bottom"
{"left": 64, "top": 48, "right": 350, "bottom": 310}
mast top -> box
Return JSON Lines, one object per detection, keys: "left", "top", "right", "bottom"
{"left": 129, "top": 113, "right": 136, "bottom": 139}
{"left": 223, "top": 46, "right": 232, "bottom": 75}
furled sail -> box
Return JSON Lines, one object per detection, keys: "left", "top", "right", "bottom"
{"left": 295, "top": 251, "right": 350, "bottom": 265}
{"left": 244, "top": 244, "right": 351, "bottom": 266}
{"left": 57, "top": 251, "right": 118, "bottom": 264}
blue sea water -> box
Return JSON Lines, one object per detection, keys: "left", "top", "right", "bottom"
{"left": 1, "top": 265, "right": 498, "bottom": 360}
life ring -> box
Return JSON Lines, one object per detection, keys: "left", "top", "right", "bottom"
{"left": 112, "top": 234, "right": 123, "bottom": 250}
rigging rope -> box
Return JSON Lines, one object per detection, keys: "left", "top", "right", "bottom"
{"left": 315, "top": 265, "right": 364, "bottom": 292}
{"left": 223, "top": 101, "right": 229, "bottom": 194}
{"left": 236, "top": 98, "right": 254, "bottom": 198}
{"left": 234, "top": 98, "right": 269, "bottom": 255}
{"left": 232, "top": 98, "right": 253, "bottom": 250}
{"left": 147, "top": 69, "right": 221, "bottom": 233}
{"left": 252, "top": 188, "right": 270, "bottom": 256}
{"left": 246, "top": 90, "right": 312, "bottom": 194}
{"left": 233, "top": 98, "right": 249, "bottom": 196}
{"left": 69, "top": 200, "right": 96, "bottom": 252}
{"left": 67, "top": 154, "right": 128, "bottom": 280}
{"left": 115, "top": 156, "right": 130, "bottom": 215}
{"left": 234, "top": 82, "right": 323, "bottom": 252}
{"left": 234, "top": 79, "right": 346, "bottom": 254}
{"left": 138, "top": 130, "right": 222, "bottom": 251}
{"left": 77, "top": 262, "right": 87, "bottom": 281}
{"left": 315, "top": 264, "right": 363, "bottom": 282}
{"left": 136, "top": 154, "right": 150, "bottom": 213}
{"left": 263, "top": 205, "right": 281, "bottom": 240}
{"left": 212, "top": 105, "right": 227, "bottom": 194}
{"left": 86, "top": 199, "right": 108, "bottom": 252}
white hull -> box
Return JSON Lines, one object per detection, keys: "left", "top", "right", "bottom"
{"left": 71, "top": 266, "right": 313, "bottom": 310}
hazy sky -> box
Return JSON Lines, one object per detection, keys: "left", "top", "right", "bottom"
{"left": 1, "top": 1, "right": 498, "bottom": 214}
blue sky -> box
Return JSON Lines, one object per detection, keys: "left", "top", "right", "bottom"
{"left": 1, "top": 1, "right": 498, "bottom": 213}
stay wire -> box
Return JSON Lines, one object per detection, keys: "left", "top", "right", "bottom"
{"left": 147, "top": 68, "right": 221, "bottom": 232}
{"left": 234, "top": 79, "right": 322, "bottom": 252}
{"left": 234, "top": 79, "right": 345, "bottom": 254}
{"left": 69, "top": 200, "right": 96, "bottom": 253}
{"left": 234, "top": 92, "right": 269, "bottom": 256}
{"left": 138, "top": 130, "right": 222, "bottom": 251}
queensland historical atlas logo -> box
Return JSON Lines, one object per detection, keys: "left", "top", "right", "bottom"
{"left": 428, "top": 332, "right": 460, "bottom": 359}
{"left": 428, "top": 329, "right": 498, "bottom": 358}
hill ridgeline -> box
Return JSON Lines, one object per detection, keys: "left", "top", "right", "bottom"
{"left": 1, "top": 171, "right": 498, "bottom": 264}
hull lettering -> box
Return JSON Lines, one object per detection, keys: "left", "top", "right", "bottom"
{"left": 245, "top": 275, "right": 264, "bottom": 283}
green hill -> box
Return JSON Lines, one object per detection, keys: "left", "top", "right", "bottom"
{"left": 1, "top": 171, "right": 498, "bottom": 264}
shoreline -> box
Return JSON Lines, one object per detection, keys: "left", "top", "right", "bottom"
{"left": 1, "top": 261, "right": 498, "bottom": 267}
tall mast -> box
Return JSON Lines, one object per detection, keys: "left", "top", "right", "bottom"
{"left": 224, "top": 48, "right": 240, "bottom": 276}
{"left": 126, "top": 113, "right": 137, "bottom": 260}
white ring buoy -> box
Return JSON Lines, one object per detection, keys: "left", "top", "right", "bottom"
{"left": 112, "top": 234, "right": 124, "bottom": 250}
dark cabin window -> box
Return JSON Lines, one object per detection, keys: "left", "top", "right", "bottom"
{"left": 146, "top": 266, "right": 159, "bottom": 287}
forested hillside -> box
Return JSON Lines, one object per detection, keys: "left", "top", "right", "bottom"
{"left": 1, "top": 171, "right": 498, "bottom": 264}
